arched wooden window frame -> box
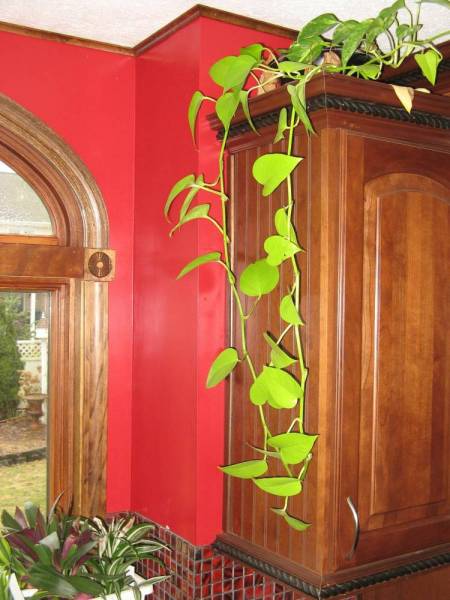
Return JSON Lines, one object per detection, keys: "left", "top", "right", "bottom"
{"left": 0, "top": 93, "right": 114, "bottom": 516}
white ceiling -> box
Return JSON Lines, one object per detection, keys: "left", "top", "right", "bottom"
{"left": 0, "top": 0, "right": 448, "bottom": 48}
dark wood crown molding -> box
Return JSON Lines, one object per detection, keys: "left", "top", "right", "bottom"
{"left": 0, "top": 19, "right": 134, "bottom": 55}
{"left": 0, "top": 4, "right": 296, "bottom": 57}
{"left": 134, "top": 4, "right": 295, "bottom": 56}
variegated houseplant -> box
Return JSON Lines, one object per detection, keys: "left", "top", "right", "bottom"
{"left": 1, "top": 501, "right": 168, "bottom": 599}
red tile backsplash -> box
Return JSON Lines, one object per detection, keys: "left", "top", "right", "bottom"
{"left": 137, "top": 517, "right": 357, "bottom": 600}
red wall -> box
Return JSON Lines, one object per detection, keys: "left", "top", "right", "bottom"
{"left": 133, "top": 17, "right": 290, "bottom": 545}
{"left": 0, "top": 16, "right": 290, "bottom": 545}
{"left": 0, "top": 30, "right": 136, "bottom": 512}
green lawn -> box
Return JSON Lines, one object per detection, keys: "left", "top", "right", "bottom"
{"left": 0, "top": 459, "right": 47, "bottom": 515}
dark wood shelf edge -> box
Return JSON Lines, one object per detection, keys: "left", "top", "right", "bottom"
{"left": 208, "top": 73, "right": 450, "bottom": 140}
{"left": 213, "top": 536, "right": 450, "bottom": 598}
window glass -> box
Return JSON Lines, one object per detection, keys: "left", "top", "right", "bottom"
{"left": 0, "top": 291, "right": 50, "bottom": 514}
{"left": 0, "top": 161, "right": 53, "bottom": 235}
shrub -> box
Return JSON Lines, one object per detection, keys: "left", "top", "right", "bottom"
{"left": 0, "top": 302, "right": 23, "bottom": 420}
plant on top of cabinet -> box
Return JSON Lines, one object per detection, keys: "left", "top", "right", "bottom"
{"left": 165, "top": 0, "right": 450, "bottom": 531}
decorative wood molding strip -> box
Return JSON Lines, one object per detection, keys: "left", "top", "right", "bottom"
{"left": 0, "top": 6, "right": 295, "bottom": 57}
{"left": 383, "top": 57, "right": 450, "bottom": 86}
{"left": 0, "top": 19, "right": 133, "bottom": 55}
{"left": 213, "top": 538, "right": 450, "bottom": 598}
{"left": 221, "top": 92, "right": 450, "bottom": 139}
{"left": 134, "top": 4, "right": 295, "bottom": 55}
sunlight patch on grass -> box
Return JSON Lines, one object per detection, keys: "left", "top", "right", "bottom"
{"left": 0, "top": 459, "right": 47, "bottom": 515}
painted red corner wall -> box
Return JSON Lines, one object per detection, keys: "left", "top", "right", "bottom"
{"left": 0, "top": 30, "right": 136, "bottom": 512}
{"left": 0, "top": 15, "right": 291, "bottom": 544}
{"left": 133, "top": 17, "right": 291, "bottom": 545}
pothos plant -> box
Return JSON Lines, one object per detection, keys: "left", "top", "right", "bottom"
{"left": 164, "top": 0, "right": 449, "bottom": 531}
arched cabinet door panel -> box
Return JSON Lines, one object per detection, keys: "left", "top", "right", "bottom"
{"left": 338, "top": 172, "right": 450, "bottom": 567}
{"left": 0, "top": 92, "right": 114, "bottom": 516}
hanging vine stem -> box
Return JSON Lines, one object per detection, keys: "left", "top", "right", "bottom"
{"left": 217, "top": 129, "right": 273, "bottom": 445}
{"left": 165, "top": 1, "right": 448, "bottom": 531}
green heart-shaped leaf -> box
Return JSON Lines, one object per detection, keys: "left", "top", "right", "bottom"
{"left": 253, "top": 153, "right": 302, "bottom": 196}
{"left": 179, "top": 174, "right": 204, "bottom": 221}
{"left": 216, "top": 91, "right": 240, "bottom": 130}
{"left": 274, "top": 107, "right": 288, "bottom": 144}
{"left": 220, "top": 459, "right": 267, "bottom": 479}
{"left": 287, "top": 84, "right": 314, "bottom": 134}
{"left": 188, "top": 91, "right": 205, "bottom": 144}
{"left": 357, "top": 63, "right": 381, "bottom": 80}
{"left": 378, "top": 0, "right": 405, "bottom": 28}
{"left": 278, "top": 61, "right": 310, "bottom": 73}
{"left": 210, "top": 54, "right": 256, "bottom": 90}
{"left": 341, "top": 19, "right": 372, "bottom": 66}
{"left": 264, "top": 235, "right": 300, "bottom": 266}
{"left": 420, "top": 0, "right": 450, "bottom": 6}
{"left": 274, "top": 208, "right": 297, "bottom": 241}
{"left": 253, "top": 477, "right": 301, "bottom": 496}
{"left": 206, "top": 347, "right": 239, "bottom": 388}
{"left": 333, "top": 20, "right": 358, "bottom": 44}
{"left": 268, "top": 432, "right": 317, "bottom": 464}
{"left": 271, "top": 508, "right": 310, "bottom": 531}
{"left": 280, "top": 295, "right": 304, "bottom": 325}
{"left": 165, "top": 174, "right": 195, "bottom": 220}
{"left": 297, "top": 13, "right": 339, "bottom": 42}
{"left": 415, "top": 48, "right": 442, "bottom": 85}
{"left": 177, "top": 252, "right": 221, "bottom": 279}
{"left": 249, "top": 373, "right": 268, "bottom": 405}
{"left": 250, "top": 366, "right": 301, "bottom": 410}
{"left": 240, "top": 43, "right": 264, "bottom": 62}
{"left": 263, "top": 332, "right": 297, "bottom": 369}
{"left": 239, "top": 90, "right": 257, "bottom": 134}
{"left": 170, "top": 204, "right": 210, "bottom": 236}
{"left": 239, "top": 259, "right": 279, "bottom": 296}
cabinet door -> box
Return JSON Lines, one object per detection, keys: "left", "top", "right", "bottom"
{"left": 337, "top": 153, "right": 450, "bottom": 568}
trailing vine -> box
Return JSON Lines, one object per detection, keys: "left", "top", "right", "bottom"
{"left": 165, "top": 0, "right": 449, "bottom": 531}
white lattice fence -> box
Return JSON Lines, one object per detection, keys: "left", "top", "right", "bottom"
{"left": 17, "top": 340, "right": 41, "bottom": 360}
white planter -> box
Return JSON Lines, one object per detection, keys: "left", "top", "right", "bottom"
{"left": 9, "top": 568, "right": 153, "bottom": 600}
{"left": 94, "top": 568, "right": 154, "bottom": 600}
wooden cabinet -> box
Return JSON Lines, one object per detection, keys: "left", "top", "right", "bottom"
{"left": 211, "top": 74, "right": 450, "bottom": 597}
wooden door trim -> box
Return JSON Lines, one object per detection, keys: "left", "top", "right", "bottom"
{"left": 0, "top": 94, "right": 111, "bottom": 515}
{"left": 0, "top": 93, "right": 108, "bottom": 247}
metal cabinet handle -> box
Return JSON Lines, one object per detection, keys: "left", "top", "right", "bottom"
{"left": 345, "top": 496, "right": 360, "bottom": 560}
